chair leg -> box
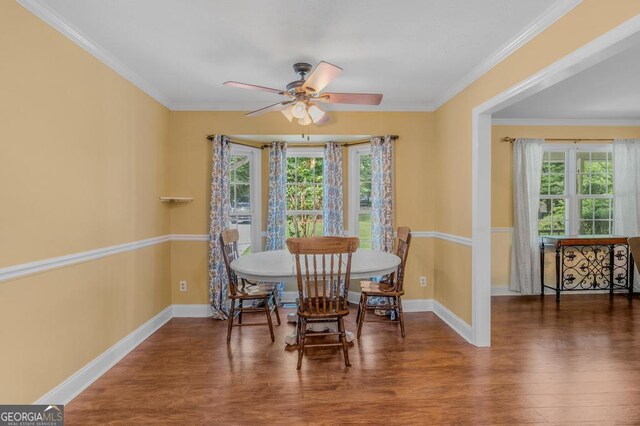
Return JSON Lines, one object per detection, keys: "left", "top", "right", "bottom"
{"left": 227, "top": 299, "right": 235, "bottom": 343}
{"left": 297, "top": 318, "right": 307, "bottom": 370}
{"left": 357, "top": 294, "right": 367, "bottom": 339}
{"left": 338, "top": 317, "right": 351, "bottom": 367}
{"left": 273, "top": 295, "right": 281, "bottom": 326}
{"left": 264, "top": 297, "right": 275, "bottom": 342}
{"left": 238, "top": 300, "right": 243, "bottom": 324}
{"left": 397, "top": 295, "right": 406, "bottom": 338}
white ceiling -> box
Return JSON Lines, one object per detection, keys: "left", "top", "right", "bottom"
{"left": 23, "top": 0, "right": 573, "bottom": 111}
{"left": 494, "top": 41, "right": 640, "bottom": 120}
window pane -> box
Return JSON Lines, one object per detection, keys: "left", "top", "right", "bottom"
{"left": 287, "top": 157, "right": 298, "bottom": 183}
{"left": 231, "top": 155, "right": 250, "bottom": 183}
{"left": 358, "top": 213, "right": 372, "bottom": 249}
{"left": 594, "top": 220, "right": 612, "bottom": 235}
{"left": 236, "top": 184, "right": 250, "bottom": 207}
{"left": 549, "top": 174, "right": 564, "bottom": 195}
{"left": 580, "top": 198, "right": 594, "bottom": 220}
{"left": 538, "top": 198, "right": 566, "bottom": 236}
{"left": 360, "top": 182, "right": 372, "bottom": 208}
{"left": 549, "top": 160, "right": 565, "bottom": 174}
{"left": 286, "top": 214, "right": 323, "bottom": 238}
{"left": 540, "top": 151, "right": 566, "bottom": 197}
{"left": 230, "top": 215, "right": 253, "bottom": 255}
{"left": 577, "top": 151, "right": 610, "bottom": 195}
{"left": 594, "top": 198, "right": 612, "bottom": 220}
{"left": 540, "top": 174, "right": 550, "bottom": 196}
{"left": 360, "top": 155, "right": 372, "bottom": 181}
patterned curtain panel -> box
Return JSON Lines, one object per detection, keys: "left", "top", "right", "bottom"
{"left": 208, "top": 135, "right": 232, "bottom": 319}
{"left": 266, "top": 142, "right": 288, "bottom": 251}
{"left": 371, "top": 135, "right": 394, "bottom": 253}
{"left": 265, "top": 142, "right": 288, "bottom": 303}
{"left": 323, "top": 142, "right": 344, "bottom": 236}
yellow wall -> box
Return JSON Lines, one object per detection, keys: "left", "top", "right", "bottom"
{"left": 167, "top": 111, "right": 436, "bottom": 303}
{"left": 0, "top": 2, "right": 171, "bottom": 403}
{"left": 491, "top": 125, "right": 640, "bottom": 287}
{"left": 433, "top": 1, "right": 640, "bottom": 324}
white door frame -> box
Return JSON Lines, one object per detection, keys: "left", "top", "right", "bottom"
{"left": 471, "top": 15, "right": 640, "bottom": 347}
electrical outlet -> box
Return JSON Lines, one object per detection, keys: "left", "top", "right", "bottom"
{"left": 419, "top": 276, "right": 427, "bottom": 287}
{"left": 179, "top": 280, "right": 188, "bottom": 292}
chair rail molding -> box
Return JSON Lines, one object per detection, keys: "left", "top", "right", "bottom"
{"left": 1, "top": 232, "right": 480, "bottom": 284}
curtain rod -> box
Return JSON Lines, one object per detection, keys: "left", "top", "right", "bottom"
{"left": 206, "top": 134, "right": 399, "bottom": 149}
{"left": 262, "top": 135, "right": 399, "bottom": 149}
{"left": 502, "top": 137, "right": 614, "bottom": 144}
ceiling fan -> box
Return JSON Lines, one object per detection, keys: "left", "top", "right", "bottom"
{"left": 223, "top": 61, "right": 383, "bottom": 125}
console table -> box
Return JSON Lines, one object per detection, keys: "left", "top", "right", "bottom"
{"left": 540, "top": 236, "right": 635, "bottom": 301}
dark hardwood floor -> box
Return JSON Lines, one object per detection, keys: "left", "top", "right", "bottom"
{"left": 66, "top": 295, "right": 640, "bottom": 424}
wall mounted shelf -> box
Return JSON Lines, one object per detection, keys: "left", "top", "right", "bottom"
{"left": 160, "top": 197, "right": 194, "bottom": 203}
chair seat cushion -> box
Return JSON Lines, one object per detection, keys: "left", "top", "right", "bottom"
{"left": 360, "top": 280, "right": 397, "bottom": 294}
{"left": 233, "top": 283, "right": 274, "bottom": 298}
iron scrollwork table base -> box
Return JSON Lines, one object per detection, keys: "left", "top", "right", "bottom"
{"left": 540, "top": 236, "right": 635, "bottom": 302}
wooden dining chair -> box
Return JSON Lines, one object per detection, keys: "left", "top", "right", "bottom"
{"left": 286, "top": 236, "right": 359, "bottom": 370}
{"left": 357, "top": 227, "right": 412, "bottom": 339}
{"left": 220, "top": 228, "right": 280, "bottom": 343}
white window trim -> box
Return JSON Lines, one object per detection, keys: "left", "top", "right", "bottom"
{"left": 348, "top": 144, "right": 372, "bottom": 239}
{"left": 541, "top": 143, "right": 613, "bottom": 236}
{"left": 230, "top": 144, "right": 262, "bottom": 252}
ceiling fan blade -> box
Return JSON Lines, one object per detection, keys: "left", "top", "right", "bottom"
{"left": 318, "top": 92, "right": 383, "bottom": 105}
{"left": 245, "top": 101, "right": 292, "bottom": 117}
{"left": 315, "top": 113, "right": 331, "bottom": 125}
{"left": 302, "top": 61, "right": 343, "bottom": 93}
{"left": 224, "top": 81, "right": 284, "bottom": 95}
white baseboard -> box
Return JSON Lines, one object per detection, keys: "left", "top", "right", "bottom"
{"left": 172, "top": 304, "right": 212, "bottom": 317}
{"left": 492, "top": 287, "right": 520, "bottom": 296}
{"left": 401, "top": 298, "right": 435, "bottom": 312}
{"left": 432, "top": 301, "right": 473, "bottom": 344}
{"left": 35, "top": 306, "right": 173, "bottom": 405}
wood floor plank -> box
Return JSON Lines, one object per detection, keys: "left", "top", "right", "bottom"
{"left": 65, "top": 294, "right": 640, "bottom": 424}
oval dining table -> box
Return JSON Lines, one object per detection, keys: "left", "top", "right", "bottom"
{"left": 230, "top": 248, "right": 401, "bottom": 344}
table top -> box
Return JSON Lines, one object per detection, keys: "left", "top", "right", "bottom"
{"left": 541, "top": 236, "right": 630, "bottom": 246}
{"left": 230, "top": 249, "right": 401, "bottom": 283}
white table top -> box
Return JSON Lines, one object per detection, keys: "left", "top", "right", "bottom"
{"left": 230, "top": 249, "right": 400, "bottom": 283}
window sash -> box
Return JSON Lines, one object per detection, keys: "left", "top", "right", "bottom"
{"left": 230, "top": 145, "right": 261, "bottom": 252}
{"left": 540, "top": 145, "right": 613, "bottom": 237}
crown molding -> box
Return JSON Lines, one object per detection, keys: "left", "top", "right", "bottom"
{"left": 17, "top": 0, "right": 174, "bottom": 109}
{"left": 170, "top": 103, "right": 437, "bottom": 112}
{"left": 431, "top": 0, "right": 583, "bottom": 110}
{"left": 492, "top": 118, "right": 640, "bottom": 127}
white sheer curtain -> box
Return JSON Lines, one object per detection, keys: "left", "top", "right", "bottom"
{"left": 510, "top": 138, "right": 544, "bottom": 294}
{"left": 614, "top": 139, "right": 640, "bottom": 290}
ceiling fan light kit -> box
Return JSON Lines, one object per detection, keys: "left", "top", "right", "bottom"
{"left": 223, "top": 61, "right": 383, "bottom": 125}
